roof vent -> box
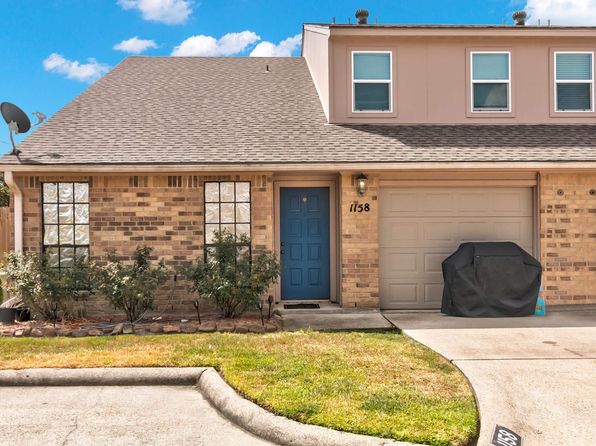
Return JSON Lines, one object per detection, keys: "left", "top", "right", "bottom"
{"left": 512, "top": 10, "right": 527, "bottom": 26}
{"left": 355, "top": 9, "right": 369, "bottom": 25}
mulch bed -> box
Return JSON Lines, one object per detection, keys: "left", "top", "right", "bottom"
{"left": 0, "top": 314, "right": 282, "bottom": 338}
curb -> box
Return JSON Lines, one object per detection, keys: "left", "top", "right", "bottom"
{"left": 0, "top": 367, "right": 425, "bottom": 446}
{"left": 197, "top": 368, "right": 422, "bottom": 446}
{"left": 0, "top": 367, "right": 207, "bottom": 386}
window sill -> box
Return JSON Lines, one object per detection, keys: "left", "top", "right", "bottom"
{"left": 466, "top": 110, "right": 515, "bottom": 118}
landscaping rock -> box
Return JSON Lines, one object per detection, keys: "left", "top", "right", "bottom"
{"left": 88, "top": 329, "right": 103, "bottom": 337}
{"left": 163, "top": 324, "right": 181, "bottom": 334}
{"left": 265, "top": 323, "right": 277, "bottom": 332}
{"left": 217, "top": 321, "right": 235, "bottom": 332}
{"left": 246, "top": 324, "right": 265, "bottom": 333}
{"left": 111, "top": 323, "right": 124, "bottom": 336}
{"left": 71, "top": 329, "right": 88, "bottom": 337}
{"left": 134, "top": 327, "right": 146, "bottom": 335}
{"left": 181, "top": 324, "right": 197, "bottom": 334}
{"left": 57, "top": 329, "right": 72, "bottom": 337}
{"left": 234, "top": 326, "right": 249, "bottom": 334}
{"left": 122, "top": 325, "right": 134, "bottom": 335}
{"left": 14, "top": 327, "right": 31, "bottom": 337}
{"left": 30, "top": 328, "right": 44, "bottom": 337}
{"left": 102, "top": 327, "right": 113, "bottom": 334}
{"left": 148, "top": 324, "right": 163, "bottom": 334}
{"left": 43, "top": 328, "right": 57, "bottom": 337}
{"left": 197, "top": 322, "right": 216, "bottom": 333}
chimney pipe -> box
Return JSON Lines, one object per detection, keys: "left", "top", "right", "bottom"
{"left": 355, "top": 9, "right": 369, "bottom": 25}
{"left": 512, "top": 10, "right": 527, "bottom": 26}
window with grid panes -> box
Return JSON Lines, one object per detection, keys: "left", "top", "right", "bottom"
{"left": 42, "top": 182, "right": 89, "bottom": 268}
{"left": 204, "top": 181, "right": 251, "bottom": 259}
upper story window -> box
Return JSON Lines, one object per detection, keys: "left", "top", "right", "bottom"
{"left": 352, "top": 51, "right": 392, "bottom": 112}
{"left": 554, "top": 52, "right": 594, "bottom": 112}
{"left": 471, "top": 52, "right": 511, "bottom": 112}
{"left": 42, "top": 182, "right": 90, "bottom": 269}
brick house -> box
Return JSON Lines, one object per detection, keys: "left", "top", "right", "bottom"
{"left": 1, "top": 15, "right": 595, "bottom": 315}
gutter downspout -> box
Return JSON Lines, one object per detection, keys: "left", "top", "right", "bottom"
{"left": 4, "top": 171, "right": 23, "bottom": 253}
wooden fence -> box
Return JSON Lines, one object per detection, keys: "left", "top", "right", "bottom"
{"left": 0, "top": 208, "right": 9, "bottom": 262}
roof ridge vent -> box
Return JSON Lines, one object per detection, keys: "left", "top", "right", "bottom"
{"left": 512, "top": 10, "right": 527, "bottom": 26}
{"left": 355, "top": 9, "right": 369, "bottom": 25}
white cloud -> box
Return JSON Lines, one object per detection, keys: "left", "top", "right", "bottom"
{"left": 42, "top": 53, "right": 110, "bottom": 83}
{"left": 171, "top": 31, "right": 260, "bottom": 56}
{"left": 250, "top": 34, "right": 302, "bottom": 57}
{"left": 525, "top": 0, "right": 596, "bottom": 25}
{"left": 113, "top": 36, "right": 158, "bottom": 54}
{"left": 117, "top": 0, "right": 192, "bottom": 25}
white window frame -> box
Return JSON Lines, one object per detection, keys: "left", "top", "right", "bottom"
{"left": 470, "top": 51, "right": 512, "bottom": 113}
{"left": 352, "top": 50, "right": 393, "bottom": 113}
{"left": 554, "top": 51, "right": 594, "bottom": 113}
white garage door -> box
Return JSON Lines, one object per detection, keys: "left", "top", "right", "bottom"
{"left": 379, "top": 187, "right": 535, "bottom": 309}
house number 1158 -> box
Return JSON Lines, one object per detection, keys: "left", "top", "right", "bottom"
{"left": 349, "top": 203, "right": 370, "bottom": 213}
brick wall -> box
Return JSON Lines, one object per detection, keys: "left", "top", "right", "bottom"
{"left": 339, "top": 172, "right": 379, "bottom": 308}
{"left": 15, "top": 173, "right": 274, "bottom": 316}
{"left": 540, "top": 172, "right": 596, "bottom": 305}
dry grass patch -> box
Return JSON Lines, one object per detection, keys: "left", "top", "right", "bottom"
{"left": 0, "top": 331, "right": 477, "bottom": 446}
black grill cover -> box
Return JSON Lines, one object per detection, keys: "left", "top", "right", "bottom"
{"left": 441, "top": 242, "right": 541, "bottom": 317}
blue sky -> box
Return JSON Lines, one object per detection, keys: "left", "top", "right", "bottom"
{"left": 1, "top": 0, "right": 595, "bottom": 154}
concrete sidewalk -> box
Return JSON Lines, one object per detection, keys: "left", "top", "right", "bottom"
{"left": 401, "top": 316, "right": 596, "bottom": 446}
{"left": 282, "top": 311, "right": 394, "bottom": 331}
{"left": 0, "top": 385, "right": 274, "bottom": 446}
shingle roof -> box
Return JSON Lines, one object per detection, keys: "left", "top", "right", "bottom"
{"left": 1, "top": 56, "right": 595, "bottom": 167}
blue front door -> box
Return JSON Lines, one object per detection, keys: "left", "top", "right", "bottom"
{"left": 280, "top": 187, "right": 330, "bottom": 300}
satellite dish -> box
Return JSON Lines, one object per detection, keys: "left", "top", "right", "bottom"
{"left": 1, "top": 102, "right": 31, "bottom": 134}
{"left": 1, "top": 102, "right": 45, "bottom": 155}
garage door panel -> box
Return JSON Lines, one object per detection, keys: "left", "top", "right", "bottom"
{"left": 424, "top": 252, "right": 448, "bottom": 273}
{"left": 424, "top": 283, "right": 444, "bottom": 304}
{"left": 380, "top": 187, "right": 535, "bottom": 309}
{"left": 382, "top": 282, "right": 419, "bottom": 305}
{"left": 381, "top": 250, "right": 418, "bottom": 274}
{"left": 381, "top": 191, "right": 419, "bottom": 214}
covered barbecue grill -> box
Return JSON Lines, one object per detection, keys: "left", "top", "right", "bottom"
{"left": 441, "top": 242, "right": 542, "bottom": 317}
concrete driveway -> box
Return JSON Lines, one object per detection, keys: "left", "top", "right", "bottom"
{"left": 385, "top": 308, "right": 596, "bottom": 446}
{"left": 0, "top": 385, "right": 274, "bottom": 446}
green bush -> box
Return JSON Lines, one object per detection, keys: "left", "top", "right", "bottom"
{"left": 0, "top": 178, "right": 8, "bottom": 207}
{"left": 0, "top": 251, "right": 91, "bottom": 319}
{"left": 93, "top": 246, "right": 168, "bottom": 323}
{"left": 183, "top": 231, "right": 280, "bottom": 318}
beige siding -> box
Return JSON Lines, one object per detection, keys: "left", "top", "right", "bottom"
{"left": 303, "top": 27, "right": 331, "bottom": 119}
{"left": 327, "top": 35, "right": 596, "bottom": 124}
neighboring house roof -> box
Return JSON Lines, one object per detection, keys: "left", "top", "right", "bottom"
{"left": 1, "top": 56, "right": 595, "bottom": 168}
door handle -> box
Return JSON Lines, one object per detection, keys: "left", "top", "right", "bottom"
{"left": 280, "top": 250, "right": 285, "bottom": 255}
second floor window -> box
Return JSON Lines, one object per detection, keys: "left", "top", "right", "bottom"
{"left": 555, "top": 52, "right": 594, "bottom": 112}
{"left": 352, "top": 51, "right": 392, "bottom": 112}
{"left": 471, "top": 52, "right": 511, "bottom": 112}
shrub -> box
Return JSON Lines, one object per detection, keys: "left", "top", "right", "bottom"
{"left": 0, "top": 251, "right": 91, "bottom": 319}
{"left": 0, "top": 178, "right": 8, "bottom": 207}
{"left": 93, "top": 246, "right": 168, "bottom": 323}
{"left": 183, "top": 231, "right": 280, "bottom": 318}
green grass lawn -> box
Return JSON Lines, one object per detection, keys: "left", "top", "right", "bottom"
{"left": 0, "top": 331, "right": 477, "bottom": 446}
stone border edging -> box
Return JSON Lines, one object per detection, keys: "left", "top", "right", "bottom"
{"left": 197, "top": 368, "right": 423, "bottom": 446}
{"left": 0, "top": 367, "right": 207, "bottom": 386}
